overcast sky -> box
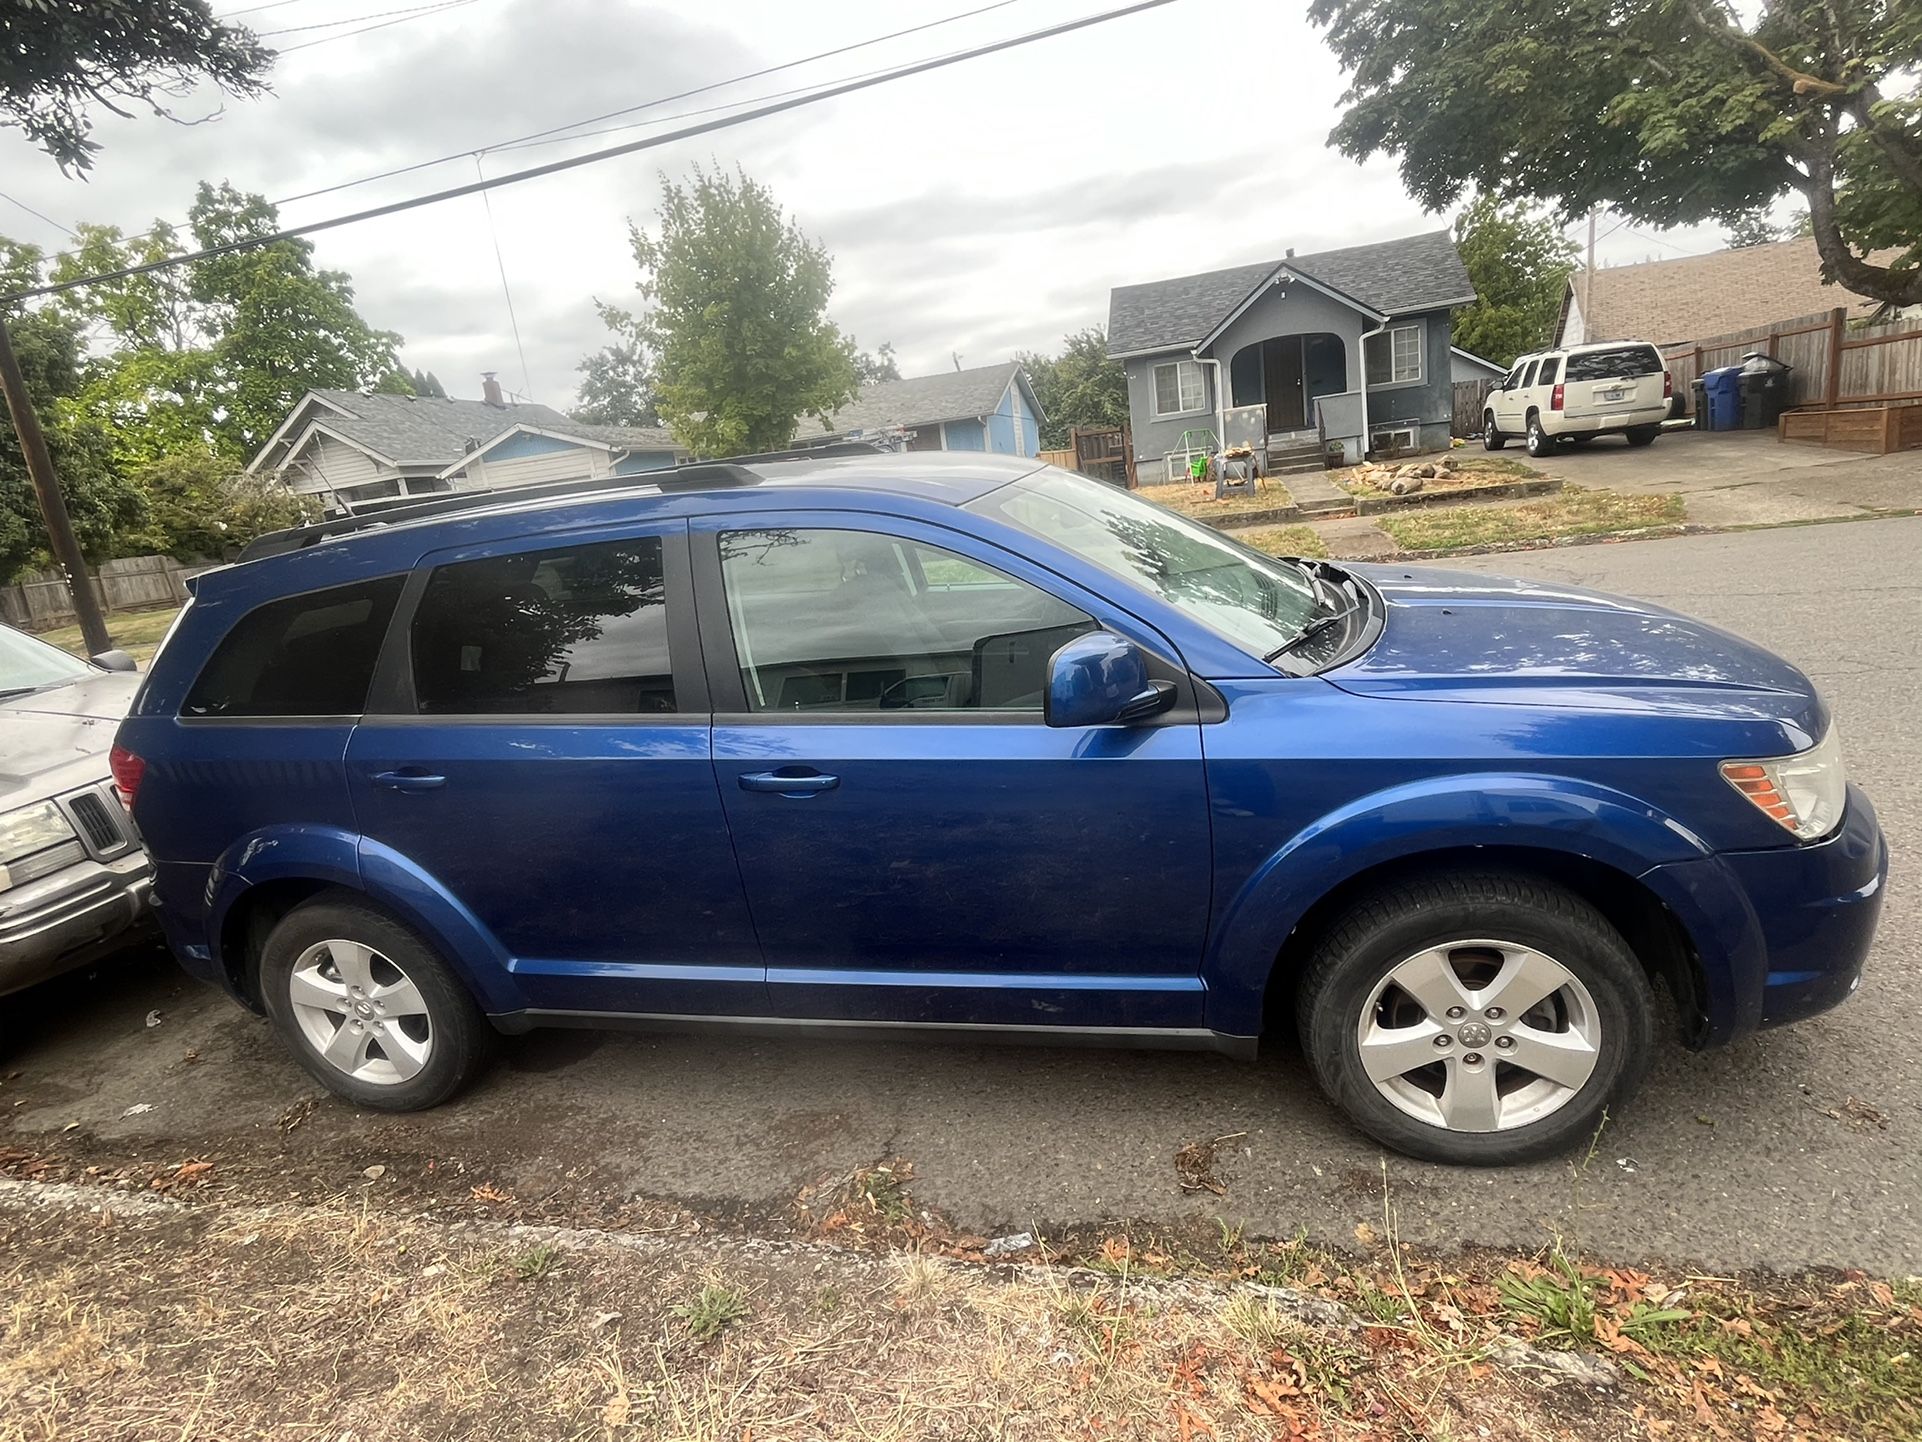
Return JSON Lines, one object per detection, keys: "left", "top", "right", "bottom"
{"left": 0, "top": 0, "right": 1754, "bottom": 407}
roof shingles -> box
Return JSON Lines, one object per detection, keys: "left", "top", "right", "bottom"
{"left": 295, "top": 390, "right": 574, "bottom": 466}
{"left": 1107, "top": 230, "right": 1475, "bottom": 356}
{"left": 815, "top": 362, "right": 1025, "bottom": 437}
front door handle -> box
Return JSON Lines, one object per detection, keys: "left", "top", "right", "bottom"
{"left": 370, "top": 770, "right": 447, "bottom": 792}
{"left": 738, "top": 768, "right": 839, "bottom": 796}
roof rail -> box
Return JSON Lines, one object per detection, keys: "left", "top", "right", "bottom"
{"left": 234, "top": 439, "right": 892, "bottom": 563}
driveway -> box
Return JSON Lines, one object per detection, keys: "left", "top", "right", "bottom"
{"left": 1521, "top": 425, "right": 1922, "bottom": 526}
{"left": 5, "top": 517, "right": 1918, "bottom": 1274}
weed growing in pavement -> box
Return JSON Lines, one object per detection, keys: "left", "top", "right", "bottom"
{"left": 512, "top": 1244, "right": 559, "bottom": 1282}
{"left": 673, "top": 1279, "right": 750, "bottom": 1341}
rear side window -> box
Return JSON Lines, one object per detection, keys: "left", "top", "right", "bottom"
{"left": 185, "top": 577, "right": 404, "bottom": 717}
{"left": 410, "top": 536, "right": 675, "bottom": 714}
{"left": 1537, "top": 356, "right": 1561, "bottom": 385}
{"left": 1566, "top": 345, "right": 1664, "bottom": 380}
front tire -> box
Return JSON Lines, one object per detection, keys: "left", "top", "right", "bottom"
{"left": 1297, "top": 871, "right": 1653, "bottom": 1165}
{"left": 1482, "top": 412, "right": 1506, "bottom": 451}
{"left": 259, "top": 892, "right": 495, "bottom": 1111}
{"left": 1525, "top": 413, "right": 1557, "bottom": 458}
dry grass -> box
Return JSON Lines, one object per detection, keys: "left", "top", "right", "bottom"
{"left": 1143, "top": 477, "right": 1298, "bottom": 520}
{"left": 1378, "top": 485, "right": 1686, "bottom": 555}
{"left": 1234, "top": 523, "right": 1330, "bottom": 560}
{"left": 0, "top": 1182, "right": 1631, "bottom": 1442}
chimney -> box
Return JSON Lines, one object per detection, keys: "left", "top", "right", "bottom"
{"left": 481, "top": 372, "right": 505, "bottom": 407}
{"left": 1285, "top": 247, "right": 1295, "bottom": 258}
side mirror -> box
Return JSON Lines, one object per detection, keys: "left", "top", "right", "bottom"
{"left": 90, "top": 649, "right": 138, "bottom": 673}
{"left": 1045, "top": 632, "right": 1175, "bottom": 728}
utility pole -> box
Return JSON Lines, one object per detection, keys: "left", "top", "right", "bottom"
{"left": 1583, "top": 205, "right": 1598, "bottom": 343}
{"left": 0, "top": 312, "right": 112, "bottom": 655}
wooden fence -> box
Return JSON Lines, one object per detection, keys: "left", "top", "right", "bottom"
{"left": 1662, "top": 307, "right": 1922, "bottom": 415}
{"left": 1, "top": 554, "right": 193, "bottom": 632}
{"left": 1452, "top": 380, "right": 1497, "bottom": 437}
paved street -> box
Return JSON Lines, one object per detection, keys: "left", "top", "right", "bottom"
{"left": 5, "top": 517, "right": 1919, "bottom": 1273}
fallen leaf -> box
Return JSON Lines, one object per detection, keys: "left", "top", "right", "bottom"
{"left": 1353, "top": 1221, "right": 1380, "bottom": 1247}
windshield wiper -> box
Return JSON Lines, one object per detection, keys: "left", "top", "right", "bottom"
{"left": 1263, "top": 599, "right": 1364, "bottom": 663}
{"left": 0, "top": 686, "right": 40, "bottom": 700}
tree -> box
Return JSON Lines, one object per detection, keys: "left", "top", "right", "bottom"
{"left": 42, "top": 182, "right": 405, "bottom": 467}
{"left": 1725, "top": 211, "right": 1788, "bottom": 248}
{"left": 126, "top": 451, "right": 313, "bottom": 561}
{"left": 1451, "top": 197, "right": 1577, "bottom": 365}
{"left": 571, "top": 302, "right": 660, "bottom": 427}
{"left": 1, "top": 0, "right": 272, "bottom": 174}
{"left": 626, "top": 167, "right": 857, "bottom": 455}
{"left": 0, "top": 243, "right": 146, "bottom": 577}
{"left": 1015, "top": 328, "right": 1129, "bottom": 450}
{"left": 412, "top": 368, "right": 448, "bottom": 399}
{"left": 853, "top": 341, "right": 901, "bottom": 385}
{"left": 1309, "top": 0, "right": 1922, "bottom": 308}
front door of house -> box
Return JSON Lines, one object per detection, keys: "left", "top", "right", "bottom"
{"left": 1264, "top": 337, "right": 1306, "bottom": 432}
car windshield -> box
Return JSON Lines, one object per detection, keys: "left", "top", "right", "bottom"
{"left": 0, "top": 625, "right": 92, "bottom": 695}
{"left": 968, "top": 468, "right": 1323, "bottom": 660}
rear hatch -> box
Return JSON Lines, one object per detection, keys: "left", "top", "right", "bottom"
{"left": 1561, "top": 343, "right": 1666, "bottom": 420}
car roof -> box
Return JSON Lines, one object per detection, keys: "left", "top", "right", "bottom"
{"left": 234, "top": 450, "right": 1047, "bottom": 569}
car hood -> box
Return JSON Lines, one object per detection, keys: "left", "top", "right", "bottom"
{"left": 0, "top": 671, "right": 140, "bottom": 801}
{"left": 1329, "top": 564, "right": 1824, "bottom": 737}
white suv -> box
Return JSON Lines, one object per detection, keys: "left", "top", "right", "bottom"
{"left": 1483, "top": 341, "right": 1671, "bottom": 457}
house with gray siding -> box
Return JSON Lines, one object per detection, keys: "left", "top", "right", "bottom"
{"left": 809, "top": 361, "right": 1042, "bottom": 455}
{"left": 248, "top": 374, "right": 686, "bottom": 510}
{"left": 1106, "top": 230, "right": 1477, "bottom": 480}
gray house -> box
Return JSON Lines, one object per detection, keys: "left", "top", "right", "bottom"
{"left": 1106, "top": 230, "right": 1477, "bottom": 480}
{"left": 812, "top": 361, "right": 1042, "bottom": 455}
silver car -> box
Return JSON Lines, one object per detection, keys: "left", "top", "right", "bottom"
{"left": 0, "top": 623, "right": 154, "bottom": 998}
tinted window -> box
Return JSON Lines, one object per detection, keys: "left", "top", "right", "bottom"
{"left": 1519, "top": 360, "right": 1540, "bottom": 388}
{"left": 1566, "top": 344, "right": 1664, "bottom": 380}
{"left": 185, "top": 577, "right": 403, "bottom": 717}
{"left": 720, "top": 529, "right": 1094, "bottom": 713}
{"left": 1502, "top": 363, "right": 1527, "bottom": 388}
{"left": 1538, "top": 356, "right": 1561, "bottom": 385}
{"left": 411, "top": 537, "right": 675, "bottom": 714}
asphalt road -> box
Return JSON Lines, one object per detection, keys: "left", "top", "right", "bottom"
{"left": 6, "top": 517, "right": 1919, "bottom": 1273}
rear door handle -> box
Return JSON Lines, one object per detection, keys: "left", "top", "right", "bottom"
{"left": 738, "top": 769, "right": 839, "bottom": 796}
{"left": 370, "top": 770, "right": 446, "bottom": 792}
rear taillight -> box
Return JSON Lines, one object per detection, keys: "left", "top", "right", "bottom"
{"left": 109, "top": 744, "right": 145, "bottom": 809}
{"left": 1664, "top": 369, "right": 1673, "bottom": 399}
{"left": 1550, "top": 383, "right": 1565, "bottom": 411}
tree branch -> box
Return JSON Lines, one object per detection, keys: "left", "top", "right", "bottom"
{"left": 1801, "top": 147, "right": 1922, "bottom": 308}
{"left": 1844, "top": 90, "right": 1922, "bottom": 196}
{"left": 1675, "top": 0, "right": 1848, "bottom": 99}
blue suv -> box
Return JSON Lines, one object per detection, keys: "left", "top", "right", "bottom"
{"left": 113, "top": 453, "right": 1887, "bottom": 1163}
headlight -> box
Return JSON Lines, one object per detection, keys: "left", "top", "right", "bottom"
{"left": 0, "top": 800, "right": 80, "bottom": 893}
{"left": 1721, "top": 728, "right": 1847, "bottom": 841}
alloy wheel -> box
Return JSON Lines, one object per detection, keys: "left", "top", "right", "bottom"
{"left": 287, "top": 938, "right": 435, "bottom": 1085}
{"left": 1355, "top": 939, "right": 1601, "bottom": 1133}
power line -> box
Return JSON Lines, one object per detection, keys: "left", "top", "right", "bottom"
{"left": 7, "top": 0, "right": 1179, "bottom": 305}
{"left": 22, "top": 0, "right": 1026, "bottom": 275}
{"left": 0, "top": 190, "right": 74, "bottom": 237}
{"left": 257, "top": 0, "right": 477, "bottom": 37}
{"left": 474, "top": 155, "right": 531, "bottom": 401}
{"left": 275, "top": 0, "right": 481, "bottom": 54}
{"left": 219, "top": 0, "right": 317, "bottom": 16}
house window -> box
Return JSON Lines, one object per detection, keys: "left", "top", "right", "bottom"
{"left": 1365, "top": 323, "right": 1424, "bottom": 387}
{"left": 1151, "top": 359, "right": 1207, "bottom": 417}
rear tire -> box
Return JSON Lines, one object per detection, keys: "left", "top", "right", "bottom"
{"left": 259, "top": 892, "right": 495, "bottom": 1111}
{"left": 1625, "top": 426, "right": 1659, "bottom": 447}
{"left": 1297, "top": 870, "right": 1653, "bottom": 1165}
{"left": 1482, "top": 413, "right": 1506, "bottom": 451}
{"left": 1525, "top": 413, "right": 1557, "bottom": 458}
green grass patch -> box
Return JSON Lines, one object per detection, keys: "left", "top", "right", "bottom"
{"left": 1235, "top": 524, "right": 1329, "bottom": 560}
{"left": 1377, "top": 485, "right": 1683, "bottom": 555}
{"left": 672, "top": 1280, "right": 751, "bottom": 1341}
{"left": 37, "top": 604, "right": 183, "bottom": 664}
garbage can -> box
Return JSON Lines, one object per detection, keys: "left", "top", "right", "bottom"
{"left": 1702, "top": 365, "right": 1745, "bottom": 431}
{"left": 1690, "top": 377, "right": 1708, "bottom": 425}
{"left": 1738, "top": 351, "right": 1793, "bottom": 430}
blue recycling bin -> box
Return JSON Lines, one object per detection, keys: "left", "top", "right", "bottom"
{"left": 1701, "top": 365, "right": 1745, "bottom": 431}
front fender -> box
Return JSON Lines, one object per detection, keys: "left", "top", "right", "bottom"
{"left": 207, "top": 826, "right": 525, "bottom": 1014}
{"left": 1202, "top": 773, "right": 1715, "bottom": 1035}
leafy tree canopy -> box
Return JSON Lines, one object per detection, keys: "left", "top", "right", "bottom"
{"left": 1, "top": 0, "right": 271, "bottom": 174}
{"left": 1015, "top": 327, "right": 1128, "bottom": 450}
{"left": 123, "top": 450, "right": 313, "bottom": 562}
{"left": 853, "top": 341, "right": 901, "bottom": 385}
{"left": 1451, "top": 197, "right": 1577, "bottom": 366}
{"left": 626, "top": 167, "right": 857, "bottom": 455}
{"left": 36, "top": 182, "right": 404, "bottom": 467}
{"left": 1310, "top": 0, "right": 1922, "bottom": 307}
{"left": 0, "top": 242, "right": 145, "bottom": 576}
{"left": 571, "top": 302, "right": 661, "bottom": 427}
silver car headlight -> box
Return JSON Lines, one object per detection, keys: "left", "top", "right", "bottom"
{"left": 1721, "top": 727, "right": 1847, "bottom": 842}
{"left": 0, "top": 799, "right": 80, "bottom": 893}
